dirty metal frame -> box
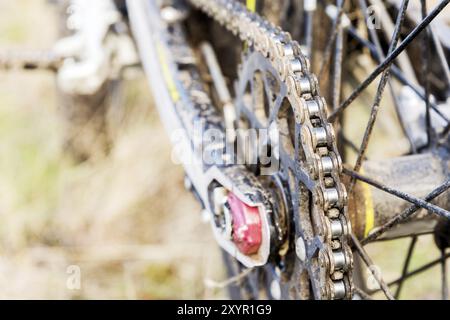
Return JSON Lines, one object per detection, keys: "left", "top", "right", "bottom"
{"left": 126, "top": 0, "right": 274, "bottom": 268}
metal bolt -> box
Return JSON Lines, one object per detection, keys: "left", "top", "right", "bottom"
{"left": 295, "top": 237, "right": 306, "bottom": 262}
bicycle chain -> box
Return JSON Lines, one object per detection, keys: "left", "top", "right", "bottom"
{"left": 0, "top": 50, "right": 61, "bottom": 71}
{"left": 189, "top": 0, "right": 354, "bottom": 299}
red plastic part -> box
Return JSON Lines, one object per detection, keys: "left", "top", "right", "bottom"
{"left": 227, "top": 192, "right": 262, "bottom": 255}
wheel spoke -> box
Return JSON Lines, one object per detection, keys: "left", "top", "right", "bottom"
{"left": 441, "top": 249, "right": 448, "bottom": 300}
{"left": 354, "top": 286, "right": 373, "bottom": 300}
{"left": 347, "top": 0, "right": 410, "bottom": 196}
{"left": 420, "top": 0, "right": 434, "bottom": 147}
{"left": 351, "top": 234, "right": 395, "bottom": 300}
{"left": 429, "top": 24, "right": 450, "bottom": 90}
{"left": 339, "top": 132, "right": 367, "bottom": 160}
{"left": 361, "top": 180, "right": 450, "bottom": 244}
{"left": 358, "top": 0, "right": 384, "bottom": 58}
{"left": 346, "top": 25, "right": 450, "bottom": 128}
{"left": 331, "top": 20, "right": 344, "bottom": 112}
{"left": 344, "top": 168, "right": 450, "bottom": 220}
{"left": 357, "top": 0, "right": 416, "bottom": 153}
{"left": 388, "top": 252, "right": 450, "bottom": 287}
{"left": 394, "top": 236, "right": 418, "bottom": 299}
{"left": 328, "top": 0, "right": 450, "bottom": 122}
{"left": 318, "top": 0, "right": 346, "bottom": 80}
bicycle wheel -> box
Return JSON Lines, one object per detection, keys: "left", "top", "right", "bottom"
{"left": 130, "top": 0, "right": 450, "bottom": 299}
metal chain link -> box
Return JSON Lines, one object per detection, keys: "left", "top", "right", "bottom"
{"left": 0, "top": 50, "right": 61, "bottom": 71}
{"left": 189, "top": 0, "right": 353, "bottom": 299}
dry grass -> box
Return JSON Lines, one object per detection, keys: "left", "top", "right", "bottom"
{"left": 0, "top": 0, "right": 226, "bottom": 299}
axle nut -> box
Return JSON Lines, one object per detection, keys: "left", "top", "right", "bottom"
{"left": 227, "top": 192, "right": 262, "bottom": 255}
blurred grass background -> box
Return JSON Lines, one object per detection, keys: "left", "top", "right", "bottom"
{"left": 0, "top": 0, "right": 225, "bottom": 299}
{"left": 0, "top": 0, "right": 448, "bottom": 300}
